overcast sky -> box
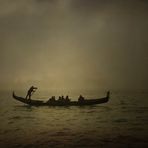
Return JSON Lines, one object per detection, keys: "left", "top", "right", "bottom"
{"left": 0, "top": 0, "right": 148, "bottom": 91}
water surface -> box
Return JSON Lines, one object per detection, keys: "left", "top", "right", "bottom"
{"left": 0, "top": 90, "right": 148, "bottom": 148}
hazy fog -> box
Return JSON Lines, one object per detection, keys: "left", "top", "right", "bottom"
{"left": 0, "top": 0, "right": 148, "bottom": 91}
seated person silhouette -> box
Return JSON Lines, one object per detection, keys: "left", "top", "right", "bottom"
{"left": 58, "top": 96, "right": 65, "bottom": 103}
{"left": 58, "top": 96, "right": 62, "bottom": 101}
{"left": 61, "top": 96, "right": 64, "bottom": 101}
{"left": 47, "top": 96, "right": 56, "bottom": 103}
{"left": 50, "top": 96, "right": 55, "bottom": 102}
{"left": 78, "top": 95, "right": 85, "bottom": 102}
{"left": 26, "top": 86, "right": 37, "bottom": 100}
{"left": 65, "top": 95, "right": 70, "bottom": 102}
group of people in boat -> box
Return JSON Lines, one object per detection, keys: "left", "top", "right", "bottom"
{"left": 47, "top": 95, "right": 71, "bottom": 103}
{"left": 25, "top": 86, "right": 85, "bottom": 102}
{"left": 47, "top": 95, "right": 85, "bottom": 103}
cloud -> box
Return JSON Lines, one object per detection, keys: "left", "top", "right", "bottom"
{"left": 0, "top": 0, "right": 148, "bottom": 90}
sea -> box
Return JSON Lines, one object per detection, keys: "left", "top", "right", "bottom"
{"left": 0, "top": 89, "right": 148, "bottom": 148}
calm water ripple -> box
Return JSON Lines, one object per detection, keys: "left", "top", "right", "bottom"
{"left": 0, "top": 90, "right": 148, "bottom": 148}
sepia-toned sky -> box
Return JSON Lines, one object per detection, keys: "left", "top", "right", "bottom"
{"left": 0, "top": 0, "right": 148, "bottom": 91}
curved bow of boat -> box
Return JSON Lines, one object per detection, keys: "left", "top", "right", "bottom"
{"left": 13, "top": 91, "right": 28, "bottom": 103}
{"left": 13, "top": 91, "right": 17, "bottom": 99}
{"left": 12, "top": 91, "right": 45, "bottom": 106}
{"left": 106, "top": 91, "right": 110, "bottom": 99}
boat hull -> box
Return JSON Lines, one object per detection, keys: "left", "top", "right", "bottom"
{"left": 12, "top": 91, "right": 110, "bottom": 106}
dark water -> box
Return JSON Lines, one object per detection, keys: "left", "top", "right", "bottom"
{"left": 0, "top": 90, "right": 148, "bottom": 148}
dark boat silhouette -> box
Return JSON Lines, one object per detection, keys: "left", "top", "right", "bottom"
{"left": 12, "top": 91, "right": 110, "bottom": 106}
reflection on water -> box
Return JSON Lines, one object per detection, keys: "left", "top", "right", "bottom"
{"left": 0, "top": 90, "right": 148, "bottom": 147}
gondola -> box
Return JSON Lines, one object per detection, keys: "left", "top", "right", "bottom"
{"left": 12, "top": 91, "right": 110, "bottom": 106}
